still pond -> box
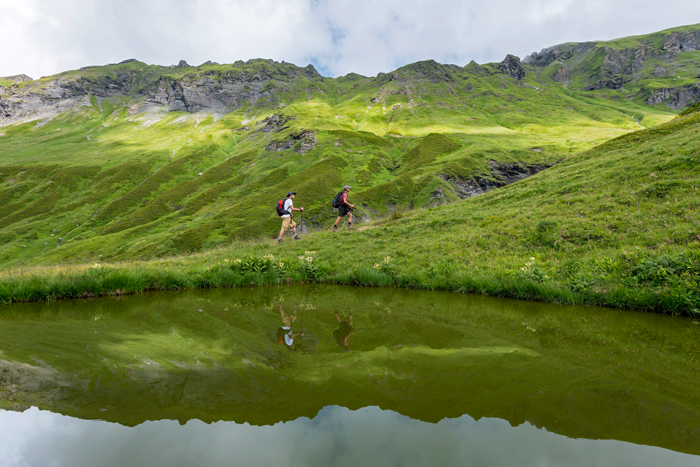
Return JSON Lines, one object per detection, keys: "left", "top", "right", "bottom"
{"left": 1, "top": 285, "right": 699, "bottom": 466}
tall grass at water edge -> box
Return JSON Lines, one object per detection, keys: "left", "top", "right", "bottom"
{"left": 0, "top": 245, "right": 697, "bottom": 317}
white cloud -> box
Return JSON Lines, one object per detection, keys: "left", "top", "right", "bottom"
{"left": 1, "top": 0, "right": 699, "bottom": 79}
{"left": 1, "top": 406, "right": 698, "bottom": 466}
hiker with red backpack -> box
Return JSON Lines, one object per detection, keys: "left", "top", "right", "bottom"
{"left": 277, "top": 304, "right": 304, "bottom": 349}
{"left": 332, "top": 185, "right": 354, "bottom": 232}
{"left": 277, "top": 191, "right": 304, "bottom": 243}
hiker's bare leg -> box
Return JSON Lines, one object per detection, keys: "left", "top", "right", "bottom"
{"left": 278, "top": 226, "right": 285, "bottom": 239}
{"left": 293, "top": 306, "right": 297, "bottom": 318}
{"left": 279, "top": 304, "right": 285, "bottom": 317}
{"left": 335, "top": 311, "right": 342, "bottom": 322}
{"left": 348, "top": 213, "right": 353, "bottom": 223}
{"left": 348, "top": 315, "right": 353, "bottom": 325}
{"left": 292, "top": 224, "right": 297, "bottom": 236}
{"left": 334, "top": 216, "right": 341, "bottom": 227}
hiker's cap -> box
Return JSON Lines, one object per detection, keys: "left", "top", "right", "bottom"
{"left": 343, "top": 185, "right": 351, "bottom": 190}
{"left": 287, "top": 191, "right": 296, "bottom": 196}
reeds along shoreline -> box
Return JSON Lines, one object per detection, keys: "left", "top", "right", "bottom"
{"left": 0, "top": 252, "right": 696, "bottom": 317}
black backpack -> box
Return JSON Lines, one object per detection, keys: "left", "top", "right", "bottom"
{"left": 332, "top": 191, "right": 343, "bottom": 209}
{"left": 276, "top": 199, "right": 290, "bottom": 216}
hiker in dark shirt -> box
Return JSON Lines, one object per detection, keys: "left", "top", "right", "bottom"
{"left": 333, "top": 185, "right": 354, "bottom": 232}
{"left": 333, "top": 310, "right": 354, "bottom": 351}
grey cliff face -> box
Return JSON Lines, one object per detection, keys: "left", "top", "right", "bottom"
{"left": 266, "top": 129, "right": 317, "bottom": 154}
{"left": 0, "top": 60, "right": 322, "bottom": 126}
{"left": 646, "top": 84, "right": 700, "bottom": 109}
{"left": 2, "top": 74, "right": 33, "bottom": 83}
{"left": 523, "top": 29, "right": 700, "bottom": 109}
{"left": 499, "top": 55, "right": 525, "bottom": 80}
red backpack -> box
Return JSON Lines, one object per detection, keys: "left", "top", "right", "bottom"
{"left": 276, "top": 199, "right": 290, "bottom": 216}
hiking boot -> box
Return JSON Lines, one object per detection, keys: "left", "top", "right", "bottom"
{"left": 332, "top": 225, "right": 337, "bottom": 232}
{"left": 294, "top": 235, "right": 301, "bottom": 240}
{"left": 348, "top": 223, "right": 354, "bottom": 230}
{"left": 277, "top": 238, "right": 282, "bottom": 243}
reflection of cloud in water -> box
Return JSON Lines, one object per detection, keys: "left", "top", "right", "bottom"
{"left": 0, "top": 407, "right": 696, "bottom": 467}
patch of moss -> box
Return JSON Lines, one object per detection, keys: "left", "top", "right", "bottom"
{"left": 185, "top": 174, "right": 246, "bottom": 215}
{"left": 0, "top": 191, "right": 62, "bottom": 229}
{"left": 52, "top": 161, "right": 153, "bottom": 215}
{"left": 679, "top": 100, "right": 700, "bottom": 117}
{"left": 438, "top": 156, "right": 484, "bottom": 179}
{"left": 355, "top": 174, "right": 416, "bottom": 213}
{"left": 95, "top": 149, "right": 211, "bottom": 224}
{"left": 330, "top": 130, "right": 392, "bottom": 147}
{"left": 172, "top": 221, "right": 221, "bottom": 252}
{"left": 400, "top": 133, "right": 461, "bottom": 171}
{"left": 101, "top": 150, "right": 252, "bottom": 234}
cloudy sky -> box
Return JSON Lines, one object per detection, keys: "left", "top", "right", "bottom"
{"left": 2, "top": 0, "right": 700, "bottom": 79}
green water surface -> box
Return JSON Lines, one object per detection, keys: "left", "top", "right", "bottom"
{"left": 0, "top": 285, "right": 699, "bottom": 464}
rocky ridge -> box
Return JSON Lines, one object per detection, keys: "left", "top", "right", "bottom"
{"left": 2, "top": 25, "right": 700, "bottom": 127}
{"left": 523, "top": 27, "right": 700, "bottom": 109}
{"left": 0, "top": 59, "right": 323, "bottom": 126}
{"left": 499, "top": 55, "right": 525, "bottom": 80}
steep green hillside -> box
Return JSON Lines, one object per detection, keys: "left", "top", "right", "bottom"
{"left": 0, "top": 24, "right": 698, "bottom": 272}
{"left": 1, "top": 104, "right": 698, "bottom": 314}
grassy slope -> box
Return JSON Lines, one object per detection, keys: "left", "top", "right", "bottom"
{"left": 1, "top": 108, "right": 698, "bottom": 314}
{"left": 0, "top": 24, "right": 698, "bottom": 314}
{"left": 0, "top": 57, "right": 680, "bottom": 266}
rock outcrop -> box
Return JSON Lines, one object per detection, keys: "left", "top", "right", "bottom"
{"left": 585, "top": 74, "right": 625, "bottom": 91}
{"left": 254, "top": 114, "right": 293, "bottom": 133}
{"left": 646, "top": 84, "right": 700, "bottom": 109}
{"left": 661, "top": 31, "right": 700, "bottom": 53}
{"left": 266, "top": 130, "right": 317, "bottom": 154}
{"left": 522, "top": 28, "right": 700, "bottom": 109}
{"left": 499, "top": 55, "right": 525, "bottom": 80}
{"left": 2, "top": 74, "right": 33, "bottom": 83}
{"left": 0, "top": 59, "right": 321, "bottom": 126}
{"left": 440, "top": 160, "right": 551, "bottom": 199}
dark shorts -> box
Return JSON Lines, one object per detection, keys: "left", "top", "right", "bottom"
{"left": 333, "top": 321, "right": 353, "bottom": 347}
{"left": 338, "top": 205, "right": 351, "bottom": 217}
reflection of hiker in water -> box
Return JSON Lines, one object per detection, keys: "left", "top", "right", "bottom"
{"left": 333, "top": 310, "right": 354, "bottom": 351}
{"left": 277, "top": 304, "right": 304, "bottom": 349}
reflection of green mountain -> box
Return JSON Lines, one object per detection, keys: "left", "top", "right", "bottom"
{"left": 1, "top": 286, "right": 699, "bottom": 454}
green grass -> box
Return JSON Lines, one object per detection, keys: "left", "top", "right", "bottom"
{"left": 0, "top": 109, "right": 698, "bottom": 316}
{"left": 0, "top": 24, "right": 699, "bottom": 313}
